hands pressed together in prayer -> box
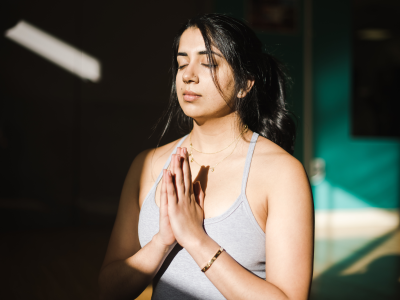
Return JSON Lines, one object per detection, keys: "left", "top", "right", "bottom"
{"left": 156, "top": 147, "right": 206, "bottom": 250}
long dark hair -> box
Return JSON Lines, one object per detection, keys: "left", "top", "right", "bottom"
{"left": 156, "top": 13, "right": 296, "bottom": 154}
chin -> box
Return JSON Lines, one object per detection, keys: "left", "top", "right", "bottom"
{"left": 181, "top": 108, "right": 205, "bottom": 120}
{"left": 178, "top": 98, "right": 224, "bottom": 121}
{"left": 178, "top": 99, "right": 199, "bottom": 116}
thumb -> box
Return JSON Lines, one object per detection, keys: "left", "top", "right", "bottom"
{"left": 194, "top": 181, "right": 205, "bottom": 210}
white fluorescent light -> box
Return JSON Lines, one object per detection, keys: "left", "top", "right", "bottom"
{"left": 5, "top": 20, "right": 101, "bottom": 82}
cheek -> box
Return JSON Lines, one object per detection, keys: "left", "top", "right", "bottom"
{"left": 219, "top": 68, "right": 235, "bottom": 92}
{"left": 176, "top": 74, "right": 182, "bottom": 89}
{"left": 209, "top": 69, "right": 236, "bottom": 102}
{"left": 175, "top": 76, "right": 187, "bottom": 100}
{"left": 175, "top": 76, "right": 185, "bottom": 104}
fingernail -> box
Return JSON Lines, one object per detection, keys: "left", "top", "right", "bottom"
{"left": 167, "top": 170, "right": 171, "bottom": 177}
{"left": 183, "top": 147, "right": 187, "bottom": 155}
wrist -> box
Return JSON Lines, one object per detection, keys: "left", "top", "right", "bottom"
{"left": 183, "top": 230, "right": 210, "bottom": 253}
{"left": 152, "top": 233, "right": 175, "bottom": 255}
{"left": 183, "top": 232, "right": 221, "bottom": 270}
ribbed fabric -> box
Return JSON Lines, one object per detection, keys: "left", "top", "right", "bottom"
{"left": 138, "top": 132, "right": 265, "bottom": 299}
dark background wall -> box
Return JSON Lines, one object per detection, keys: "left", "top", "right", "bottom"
{"left": 0, "top": 0, "right": 212, "bottom": 229}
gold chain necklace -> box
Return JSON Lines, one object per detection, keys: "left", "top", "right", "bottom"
{"left": 190, "top": 137, "right": 241, "bottom": 172}
{"left": 189, "top": 125, "right": 248, "bottom": 172}
{"left": 189, "top": 125, "right": 248, "bottom": 154}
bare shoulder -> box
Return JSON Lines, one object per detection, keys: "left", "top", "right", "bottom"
{"left": 251, "top": 134, "right": 305, "bottom": 174}
{"left": 125, "top": 137, "right": 184, "bottom": 196}
{"left": 250, "top": 135, "right": 311, "bottom": 206}
{"left": 137, "top": 137, "right": 186, "bottom": 205}
{"left": 140, "top": 137, "right": 184, "bottom": 182}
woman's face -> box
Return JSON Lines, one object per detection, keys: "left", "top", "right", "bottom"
{"left": 176, "top": 27, "right": 237, "bottom": 122}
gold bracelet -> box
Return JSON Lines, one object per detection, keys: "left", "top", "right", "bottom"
{"left": 201, "top": 246, "right": 224, "bottom": 273}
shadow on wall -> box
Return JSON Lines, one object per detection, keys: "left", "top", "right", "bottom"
{"left": 311, "top": 230, "right": 400, "bottom": 300}
{"left": 312, "top": 255, "right": 400, "bottom": 300}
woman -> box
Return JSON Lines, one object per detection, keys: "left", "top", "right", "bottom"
{"left": 99, "top": 13, "right": 314, "bottom": 300}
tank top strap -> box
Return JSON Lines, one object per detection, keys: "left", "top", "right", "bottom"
{"left": 154, "top": 134, "right": 189, "bottom": 186}
{"left": 241, "top": 132, "right": 259, "bottom": 194}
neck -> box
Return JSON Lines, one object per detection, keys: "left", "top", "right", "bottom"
{"left": 191, "top": 113, "right": 245, "bottom": 153}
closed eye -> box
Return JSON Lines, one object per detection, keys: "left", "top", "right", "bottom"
{"left": 178, "top": 64, "right": 217, "bottom": 70}
{"left": 202, "top": 64, "right": 218, "bottom": 68}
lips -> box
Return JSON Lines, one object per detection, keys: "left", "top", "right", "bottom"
{"left": 183, "top": 90, "right": 201, "bottom": 102}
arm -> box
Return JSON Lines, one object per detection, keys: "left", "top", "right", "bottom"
{"left": 99, "top": 235, "right": 173, "bottom": 300}
{"left": 168, "top": 148, "right": 314, "bottom": 300}
{"left": 98, "top": 150, "right": 177, "bottom": 300}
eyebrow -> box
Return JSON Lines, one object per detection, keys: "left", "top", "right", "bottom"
{"left": 177, "top": 50, "right": 223, "bottom": 57}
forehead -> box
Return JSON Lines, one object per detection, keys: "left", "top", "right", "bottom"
{"left": 178, "top": 27, "right": 222, "bottom": 57}
{"left": 178, "top": 27, "right": 205, "bottom": 51}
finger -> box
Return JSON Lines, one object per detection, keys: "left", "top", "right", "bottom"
{"left": 172, "top": 147, "right": 182, "bottom": 176}
{"left": 173, "top": 148, "right": 181, "bottom": 178}
{"left": 186, "top": 148, "right": 193, "bottom": 193}
{"left": 198, "top": 182, "right": 205, "bottom": 210}
{"left": 194, "top": 181, "right": 205, "bottom": 210}
{"left": 174, "top": 154, "right": 185, "bottom": 198}
{"left": 166, "top": 170, "right": 178, "bottom": 207}
{"left": 182, "top": 147, "right": 192, "bottom": 195}
{"left": 170, "top": 150, "right": 176, "bottom": 176}
{"left": 160, "top": 169, "right": 168, "bottom": 219}
{"left": 178, "top": 147, "right": 185, "bottom": 159}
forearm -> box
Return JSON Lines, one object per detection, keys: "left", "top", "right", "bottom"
{"left": 99, "top": 234, "right": 174, "bottom": 300}
{"left": 185, "top": 233, "right": 289, "bottom": 300}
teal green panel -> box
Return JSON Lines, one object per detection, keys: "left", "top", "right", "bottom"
{"left": 312, "top": 0, "right": 400, "bottom": 210}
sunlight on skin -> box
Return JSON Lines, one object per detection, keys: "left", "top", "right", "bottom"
{"left": 175, "top": 27, "right": 253, "bottom": 153}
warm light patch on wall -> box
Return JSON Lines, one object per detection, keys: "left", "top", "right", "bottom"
{"left": 5, "top": 20, "right": 101, "bottom": 82}
{"left": 357, "top": 29, "right": 391, "bottom": 41}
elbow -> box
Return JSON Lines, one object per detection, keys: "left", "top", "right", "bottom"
{"left": 98, "top": 268, "right": 144, "bottom": 300}
{"left": 281, "top": 292, "right": 309, "bottom": 300}
{"left": 267, "top": 286, "right": 304, "bottom": 300}
{"left": 98, "top": 270, "right": 110, "bottom": 300}
{"left": 98, "top": 268, "right": 119, "bottom": 300}
{"left": 98, "top": 263, "right": 118, "bottom": 300}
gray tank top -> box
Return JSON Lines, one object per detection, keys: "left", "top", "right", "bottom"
{"left": 138, "top": 132, "right": 265, "bottom": 299}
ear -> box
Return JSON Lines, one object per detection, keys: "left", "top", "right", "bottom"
{"left": 237, "top": 78, "right": 255, "bottom": 98}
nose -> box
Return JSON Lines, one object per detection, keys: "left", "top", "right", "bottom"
{"left": 182, "top": 63, "right": 199, "bottom": 85}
